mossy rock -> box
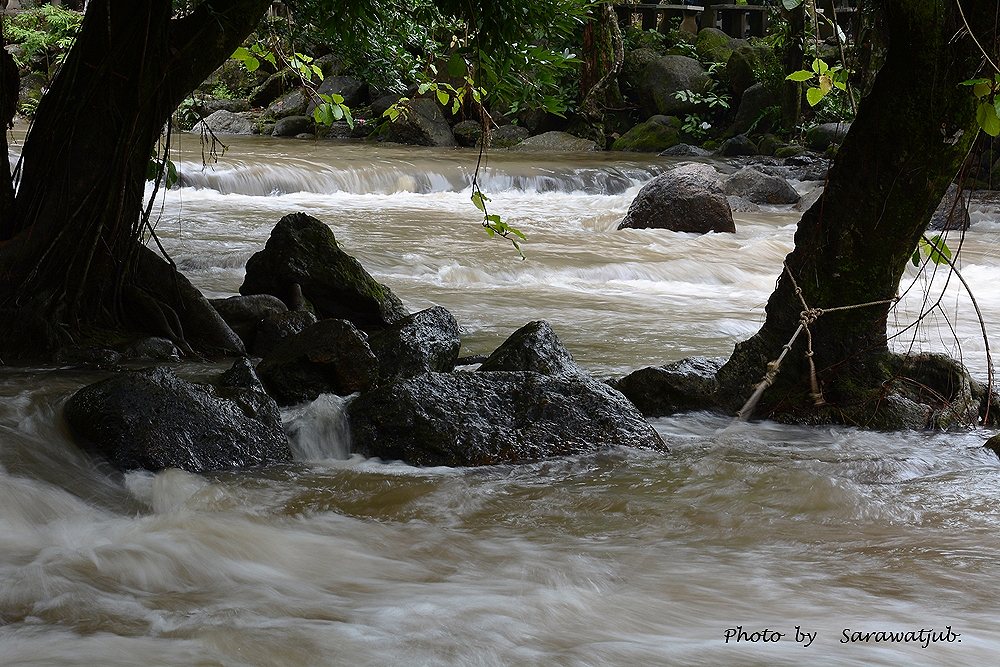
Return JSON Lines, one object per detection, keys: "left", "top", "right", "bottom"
{"left": 695, "top": 28, "right": 737, "bottom": 65}
{"left": 241, "top": 212, "right": 408, "bottom": 328}
{"left": 611, "top": 115, "right": 682, "bottom": 152}
{"left": 724, "top": 45, "right": 781, "bottom": 101}
{"left": 775, "top": 144, "right": 807, "bottom": 158}
{"left": 756, "top": 133, "right": 783, "bottom": 156}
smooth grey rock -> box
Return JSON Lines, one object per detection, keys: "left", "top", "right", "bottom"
{"left": 265, "top": 88, "right": 309, "bottom": 120}
{"left": 191, "top": 109, "right": 256, "bottom": 135}
{"left": 272, "top": 115, "right": 314, "bottom": 137}
{"left": 384, "top": 97, "right": 456, "bottom": 147}
{"left": 618, "top": 163, "right": 735, "bottom": 233}
{"left": 806, "top": 122, "right": 851, "bottom": 150}
{"left": 510, "top": 131, "right": 598, "bottom": 153}
{"left": 723, "top": 167, "right": 800, "bottom": 205}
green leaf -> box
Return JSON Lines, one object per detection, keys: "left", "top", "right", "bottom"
{"left": 977, "top": 102, "right": 1000, "bottom": 137}
{"left": 973, "top": 82, "right": 992, "bottom": 98}
{"left": 452, "top": 98, "right": 461, "bottom": 115}
{"left": 447, "top": 52, "right": 467, "bottom": 78}
{"left": 165, "top": 160, "right": 178, "bottom": 189}
{"left": 232, "top": 46, "right": 252, "bottom": 60}
{"left": 911, "top": 249, "right": 921, "bottom": 267}
{"left": 812, "top": 58, "right": 829, "bottom": 75}
{"left": 471, "top": 191, "right": 490, "bottom": 212}
{"left": 960, "top": 78, "right": 991, "bottom": 86}
{"left": 786, "top": 70, "right": 813, "bottom": 82}
{"left": 923, "top": 235, "right": 952, "bottom": 265}
{"left": 331, "top": 104, "right": 344, "bottom": 121}
{"left": 311, "top": 64, "right": 323, "bottom": 80}
{"left": 436, "top": 89, "right": 450, "bottom": 106}
{"left": 331, "top": 93, "right": 344, "bottom": 105}
{"left": 806, "top": 87, "right": 825, "bottom": 107}
{"left": 343, "top": 106, "right": 354, "bottom": 129}
{"left": 417, "top": 83, "right": 432, "bottom": 95}
{"left": 782, "top": 0, "right": 803, "bottom": 9}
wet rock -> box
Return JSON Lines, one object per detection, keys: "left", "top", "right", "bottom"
{"left": 253, "top": 310, "right": 318, "bottom": 357}
{"left": 256, "top": 319, "right": 378, "bottom": 405}
{"left": 660, "top": 143, "right": 712, "bottom": 157}
{"left": 928, "top": 184, "right": 971, "bottom": 232}
{"left": 695, "top": 27, "right": 739, "bottom": 64}
{"left": 725, "top": 45, "right": 779, "bottom": 101}
{"left": 718, "top": 134, "right": 758, "bottom": 157}
{"left": 478, "top": 320, "right": 579, "bottom": 376}
{"left": 265, "top": 88, "right": 309, "bottom": 120}
{"left": 197, "top": 98, "right": 251, "bottom": 116}
{"left": 384, "top": 98, "right": 456, "bottom": 147}
{"left": 453, "top": 120, "right": 483, "bottom": 147}
{"left": 249, "top": 69, "right": 299, "bottom": 108}
{"left": 611, "top": 115, "right": 681, "bottom": 153}
{"left": 312, "top": 75, "right": 369, "bottom": 110}
{"left": 510, "top": 131, "right": 598, "bottom": 153}
{"left": 211, "top": 294, "right": 289, "bottom": 350}
{"left": 368, "top": 306, "right": 461, "bottom": 380}
{"left": 191, "top": 109, "right": 256, "bottom": 135}
{"left": 806, "top": 122, "right": 851, "bottom": 151}
{"left": 731, "top": 83, "right": 777, "bottom": 135}
{"left": 723, "top": 167, "right": 800, "bottom": 205}
{"left": 491, "top": 124, "right": 530, "bottom": 148}
{"left": 621, "top": 49, "right": 710, "bottom": 117}
{"left": 796, "top": 186, "right": 824, "bottom": 212}
{"left": 727, "top": 196, "right": 761, "bottom": 213}
{"left": 272, "top": 115, "right": 314, "bottom": 137}
{"left": 610, "top": 357, "right": 724, "bottom": 416}
{"left": 64, "top": 364, "right": 290, "bottom": 473}
{"left": 618, "top": 163, "right": 735, "bottom": 233}
{"left": 984, "top": 434, "right": 1000, "bottom": 458}
{"left": 241, "top": 212, "right": 407, "bottom": 327}
{"left": 347, "top": 371, "right": 667, "bottom": 466}
{"left": 122, "top": 337, "right": 181, "bottom": 362}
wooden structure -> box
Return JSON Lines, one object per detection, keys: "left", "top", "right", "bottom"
{"left": 613, "top": 1, "right": 857, "bottom": 40}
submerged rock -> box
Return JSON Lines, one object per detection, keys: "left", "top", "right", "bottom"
{"left": 478, "top": 320, "right": 579, "bottom": 375}
{"left": 611, "top": 357, "right": 725, "bottom": 417}
{"left": 256, "top": 319, "right": 378, "bottom": 405}
{"left": 64, "top": 362, "right": 290, "bottom": 473}
{"left": 368, "top": 306, "right": 462, "bottom": 380}
{"left": 347, "top": 371, "right": 667, "bottom": 466}
{"left": 618, "top": 163, "right": 735, "bottom": 233}
{"left": 240, "top": 212, "right": 407, "bottom": 327}
{"left": 722, "top": 167, "right": 800, "bottom": 205}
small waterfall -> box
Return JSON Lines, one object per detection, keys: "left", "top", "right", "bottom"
{"left": 176, "top": 160, "right": 668, "bottom": 197}
{"left": 282, "top": 393, "right": 354, "bottom": 461}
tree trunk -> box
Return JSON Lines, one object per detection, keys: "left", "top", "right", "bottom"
{"left": 0, "top": 0, "right": 271, "bottom": 360}
{"left": 716, "top": 1, "right": 996, "bottom": 422}
{"left": 780, "top": 5, "right": 805, "bottom": 132}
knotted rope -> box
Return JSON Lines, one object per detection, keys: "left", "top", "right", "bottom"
{"left": 736, "top": 263, "right": 898, "bottom": 421}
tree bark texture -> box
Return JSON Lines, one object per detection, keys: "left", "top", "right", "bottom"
{"left": 717, "top": 1, "right": 998, "bottom": 420}
{"left": 0, "top": 0, "right": 271, "bottom": 359}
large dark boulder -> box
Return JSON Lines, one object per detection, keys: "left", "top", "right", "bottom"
{"left": 63, "top": 361, "right": 290, "bottom": 473}
{"left": 725, "top": 45, "right": 779, "bottom": 102}
{"left": 310, "top": 75, "right": 369, "bottom": 111}
{"left": 240, "top": 212, "right": 407, "bottom": 327}
{"left": 479, "top": 320, "right": 578, "bottom": 375}
{"left": 368, "top": 306, "right": 461, "bottom": 380}
{"left": 253, "top": 310, "right": 318, "bottom": 357}
{"left": 618, "top": 163, "right": 735, "bottom": 233}
{"left": 272, "top": 115, "right": 314, "bottom": 137}
{"left": 611, "top": 115, "right": 682, "bottom": 153}
{"left": 210, "top": 294, "right": 288, "bottom": 350}
{"left": 722, "top": 167, "right": 800, "bottom": 205}
{"left": 731, "top": 83, "right": 777, "bottom": 135}
{"left": 347, "top": 371, "right": 667, "bottom": 466}
{"left": 265, "top": 88, "right": 309, "bottom": 120}
{"left": 621, "top": 49, "right": 710, "bottom": 117}
{"left": 453, "top": 120, "right": 483, "bottom": 147}
{"left": 256, "top": 319, "right": 379, "bottom": 405}
{"left": 806, "top": 122, "right": 851, "bottom": 151}
{"left": 610, "top": 357, "right": 725, "bottom": 417}
{"left": 384, "top": 98, "right": 456, "bottom": 147}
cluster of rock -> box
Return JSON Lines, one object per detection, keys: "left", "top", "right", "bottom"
{"left": 63, "top": 213, "right": 666, "bottom": 473}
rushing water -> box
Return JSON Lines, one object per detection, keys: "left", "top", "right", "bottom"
{"left": 2, "top": 133, "right": 1000, "bottom": 665}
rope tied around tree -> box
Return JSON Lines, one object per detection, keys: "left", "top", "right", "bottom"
{"left": 736, "top": 263, "right": 899, "bottom": 422}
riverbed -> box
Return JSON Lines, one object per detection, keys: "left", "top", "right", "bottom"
{"left": 1, "top": 135, "right": 999, "bottom": 665}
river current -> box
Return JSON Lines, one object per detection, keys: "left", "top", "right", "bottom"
{"left": 2, "top": 134, "right": 999, "bottom": 665}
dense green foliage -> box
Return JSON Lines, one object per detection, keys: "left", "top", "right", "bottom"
{"left": 2, "top": 4, "right": 81, "bottom": 70}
